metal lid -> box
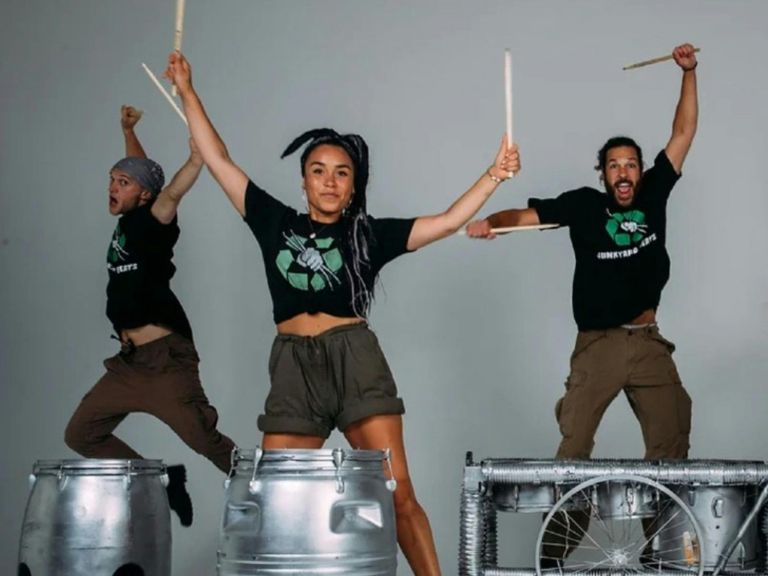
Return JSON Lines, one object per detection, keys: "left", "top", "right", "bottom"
{"left": 232, "top": 448, "right": 387, "bottom": 471}
{"left": 33, "top": 459, "right": 166, "bottom": 475}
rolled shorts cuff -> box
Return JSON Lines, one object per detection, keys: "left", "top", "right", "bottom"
{"left": 257, "top": 415, "right": 332, "bottom": 439}
{"left": 337, "top": 397, "right": 405, "bottom": 431}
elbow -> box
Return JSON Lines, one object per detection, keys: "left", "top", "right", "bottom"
{"left": 443, "top": 221, "right": 462, "bottom": 237}
{"left": 212, "top": 145, "right": 232, "bottom": 164}
{"left": 672, "top": 118, "right": 697, "bottom": 141}
{"left": 440, "top": 213, "right": 467, "bottom": 237}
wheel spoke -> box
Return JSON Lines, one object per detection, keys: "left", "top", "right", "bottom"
{"left": 536, "top": 475, "right": 703, "bottom": 576}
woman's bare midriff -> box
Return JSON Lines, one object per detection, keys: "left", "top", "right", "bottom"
{"left": 277, "top": 312, "right": 363, "bottom": 337}
{"left": 120, "top": 324, "right": 173, "bottom": 346}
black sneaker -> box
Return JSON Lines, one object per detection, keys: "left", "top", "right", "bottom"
{"left": 166, "top": 464, "right": 193, "bottom": 527}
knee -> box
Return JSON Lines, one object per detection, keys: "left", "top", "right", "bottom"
{"left": 392, "top": 479, "right": 422, "bottom": 519}
{"left": 64, "top": 417, "right": 90, "bottom": 454}
{"left": 176, "top": 418, "right": 225, "bottom": 457}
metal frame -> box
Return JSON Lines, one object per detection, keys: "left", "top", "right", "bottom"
{"left": 459, "top": 454, "right": 768, "bottom": 576}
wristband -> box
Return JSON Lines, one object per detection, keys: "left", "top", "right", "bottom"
{"left": 487, "top": 169, "right": 504, "bottom": 184}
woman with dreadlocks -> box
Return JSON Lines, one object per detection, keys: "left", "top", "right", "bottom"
{"left": 166, "top": 51, "right": 518, "bottom": 575}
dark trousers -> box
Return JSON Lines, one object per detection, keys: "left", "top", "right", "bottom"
{"left": 65, "top": 333, "right": 236, "bottom": 473}
{"left": 543, "top": 325, "right": 692, "bottom": 563}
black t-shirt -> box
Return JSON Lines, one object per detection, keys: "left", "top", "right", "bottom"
{"left": 105, "top": 203, "right": 192, "bottom": 340}
{"left": 529, "top": 150, "right": 680, "bottom": 331}
{"left": 243, "top": 180, "right": 415, "bottom": 323}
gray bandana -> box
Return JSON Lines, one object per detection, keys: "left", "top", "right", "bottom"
{"left": 111, "top": 157, "right": 165, "bottom": 197}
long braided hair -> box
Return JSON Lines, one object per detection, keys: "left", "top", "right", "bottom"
{"left": 281, "top": 128, "right": 376, "bottom": 318}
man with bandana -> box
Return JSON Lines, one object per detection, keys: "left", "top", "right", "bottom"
{"left": 65, "top": 105, "right": 236, "bottom": 527}
{"left": 467, "top": 43, "right": 698, "bottom": 467}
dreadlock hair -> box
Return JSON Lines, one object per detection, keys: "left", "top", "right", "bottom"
{"left": 595, "top": 136, "right": 644, "bottom": 175}
{"left": 281, "top": 128, "right": 376, "bottom": 318}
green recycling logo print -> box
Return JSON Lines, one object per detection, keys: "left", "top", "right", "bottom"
{"left": 107, "top": 223, "right": 129, "bottom": 263}
{"left": 276, "top": 231, "right": 343, "bottom": 291}
{"left": 605, "top": 209, "right": 649, "bottom": 247}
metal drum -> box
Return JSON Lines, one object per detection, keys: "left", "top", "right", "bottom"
{"left": 593, "top": 478, "right": 659, "bottom": 519}
{"left": 657, "top": 485, "right": 762, "bottom": 569}
{"left": 18, "top": 459, "right": 171, "bottom": 576}
{"left": 492, "top": 483, "right": 585, "bottom": 513}
{"left": 218, "top": 448, "right": 397, "bottom": 575}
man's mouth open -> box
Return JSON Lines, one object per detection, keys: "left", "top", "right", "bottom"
{"left": 615, "top": 181, "right": 633, "bottom": 202}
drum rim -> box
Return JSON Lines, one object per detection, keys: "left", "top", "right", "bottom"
{"left": 33, "top": 458, "right": 166, "bottom": 474}
{"left": 233, "top": 447, "right": 388, "bottom": 463}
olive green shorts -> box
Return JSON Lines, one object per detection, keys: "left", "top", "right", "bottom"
{"left": 257, "top": 322, "right": 405, "bottom": 438}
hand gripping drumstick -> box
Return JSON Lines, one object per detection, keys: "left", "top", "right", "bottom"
{"left": 141, "top": 63, "right": 188, "bottom": 125}
{"left": 171, "top": 0, "right": 185, "bottom": 96}
{"left": 623, "top": 47, "right": 700, "bottom": 71}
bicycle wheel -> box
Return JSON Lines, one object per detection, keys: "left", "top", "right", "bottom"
{"left": 535, "top": 475, "right": 705, "bottom": 576}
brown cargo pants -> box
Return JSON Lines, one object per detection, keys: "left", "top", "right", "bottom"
{"left": 65, "top": 333, "right": 236, "bottom": 473}
{"left": 555, "top": 324, "right": 691, "bottom": 460}
{"left": 542, "top": 324, "right": 692, "bottom": 565}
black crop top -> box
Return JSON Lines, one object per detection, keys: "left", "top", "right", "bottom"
{"left": 243, "top": 180, "right": 415, "bottom": 323}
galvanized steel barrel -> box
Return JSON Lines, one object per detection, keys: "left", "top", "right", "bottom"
{"left": 657, "top": 484, "right": 762, "bottom": 570}
{"left": 18, "top": 459, "right": 171, "bottom": 576}
{"left": 218, "top": 448, "right": 397, "bottom": 575}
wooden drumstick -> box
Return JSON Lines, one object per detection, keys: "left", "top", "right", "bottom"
{"left": 171, "top": 0, "right": 186, "bottom": 96}
{"left": 504, "top": 49, "right": 513, "bottom": 149}
{"left": 623, "top": 47, "right": 700, "bottom": 71}
{"left": 503, "top": 49, "right": 517, "bottom": 180}
{"left": 456, "top": 224, "right": 559, "bottom": 236}
{"left": 141, "top": 63, "right": 188, "bottom": 125}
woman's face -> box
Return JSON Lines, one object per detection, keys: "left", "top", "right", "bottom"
{"left": 302, "top": 144, "right": 355, "bottom": 223}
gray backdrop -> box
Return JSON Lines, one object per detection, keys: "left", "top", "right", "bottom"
{"left": 2, "top": 1, "right": 767, "bottom": 574}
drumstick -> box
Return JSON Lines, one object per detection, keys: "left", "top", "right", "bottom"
{"left": 171, "top": 0, "right": 186, "bottom": 96}
{"left": 457, "top": 223, "right": 559, "bottom": 236}
{"left": 504, "top": 49, "right": 513, "bottom": 148}
{"left": 623, "top": 47, "right": 700, "bottom": 71}
{"left": 503, "top": 49, "right": 517, "bottom": 180}
{"left": 141, "top": 63, "right": 188, "bottom": 125}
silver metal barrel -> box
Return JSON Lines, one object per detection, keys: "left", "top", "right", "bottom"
{"left": 658, "top": 485, "right": 762, "bottom": 570}
{"left": 17, "top": 459, "right": 171, "bottom": 576}
{"left": 218, "top": 447, "right": 397, "bottom": 575}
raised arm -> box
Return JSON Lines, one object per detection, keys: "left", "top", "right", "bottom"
{"left": 151, "top": 138, "right": 204, "bottom": 224}
{"left": 121, "top": 105, "right": 147, "bottom": 158}
{"left": 406, "top": 136, "right": 520, "bottom": 250}
{"left": 165, "top": 52, "right": 249, "bottom": 216}
{"left": 664, "top": 43, "right": 698, "bottom": 173}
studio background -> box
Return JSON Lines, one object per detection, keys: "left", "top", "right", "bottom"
{"left": 2, "top": 1, "right": 767, "bottom": 573}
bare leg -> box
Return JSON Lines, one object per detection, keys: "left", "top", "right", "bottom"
{"left": 344, "top": 414, "right": 441, "bottom": 576}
